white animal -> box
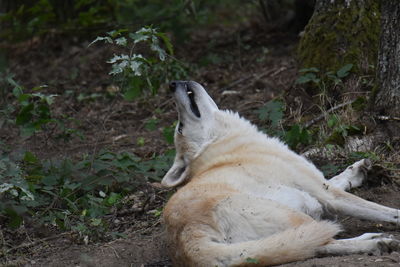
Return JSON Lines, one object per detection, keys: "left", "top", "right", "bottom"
{"left": 161, "top": 81, "right": 400, "bottom": 266}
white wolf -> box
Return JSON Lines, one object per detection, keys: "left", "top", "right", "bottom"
{"left": 161, "top": 81, "right": 400, "bottom": 266}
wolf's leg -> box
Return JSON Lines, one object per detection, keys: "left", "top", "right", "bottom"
{"left": 328, "top": 159, "right": 372, "bottom": 191}
{"left": 324, "top": 187, "right": 400, "bottom": 225}
{"left": 316, "top": 233, "right": 400, "bottom": 256}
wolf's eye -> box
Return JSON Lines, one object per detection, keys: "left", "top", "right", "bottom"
{"left": 187, "top": 89, "right": 193, "bottom": 96}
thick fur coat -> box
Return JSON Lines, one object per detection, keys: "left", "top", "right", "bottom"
{"left": 161, "top": 81, "right": 400, "bottom": 267}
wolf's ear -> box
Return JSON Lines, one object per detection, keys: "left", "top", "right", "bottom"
{"left": 161, "top": 156, "right": 190, "bottom": 188}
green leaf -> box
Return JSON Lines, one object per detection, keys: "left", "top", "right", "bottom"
{"left": 284, "top": 124, "right": 311, "bottom": 149}
{"left": 88, "top": 36, "right": 113, "bottom": 47}
{"left": 295, "top": 73, "right": 319, "bottom": 84}
{"left": 32, "top": 93, "right": 57, "bottom": 105}
{"left": 129, "top": 56, "right": 144, "bottom": 75}
{"left": 42, "top": 175, "right": 59, "bottom": 186}
{"left": 136, "top": 137, "right": 145, "bottom": 146}
{"left": 156, "top": 32, "right": 174, "bottom": 55}
{"left": 106, "top": 192, "right": 121, "bottom": 205}
{"left": 12, "top": 87, "right": 23, "bottom": 98}
{"left": 17, "top": 93, "right": 31, "bottom": 105}
{"left": 327, "top": 115, "right": 339, "bottom": 128}
{"left": 107, "top": 29, "right": 128, "bottom": 38}
{"left": 298, "top": 67, "right": 319, "bottom": 73}
{"left": 150, "top": 41, "right": 167, "bottom": 61}
{"left": 16, "top": 103, "right": 34, "bottom": 125}
{"left": 91, "top": 161, "right": 109, "bottom": 172}
{"left": 91, "top": 218, "right": 102, "bottom": 226}
{"left": 123, "top": 76, "right": 143, "bottom": 101}
{"left": 129, "top": 27, "right": 151, "bottom": 43}
{"left": 115, "top": 37, "right": 127, "bottom": 46}
{"left": 24, "top": 151, "right": 38, "bottom": 164}
{"left": 99, "top": 152, "right": 116, "bottom": 160}
{"left": 336, "top": 64, "right": 353, "bottom": 78}
{"left": 5, "top": 207, "right": 25, "bottom": 228}
{"left": 20, "top": 124, "right": 37, "bottom": 137}
{"left": 256, "top": 100, "right": 284, "bottom": 128}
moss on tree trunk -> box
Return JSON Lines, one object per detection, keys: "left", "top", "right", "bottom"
{"left": 298, "top": 0, "right": 380, "bottom": 74}
{"left": 374, "top": 0, "right": 400, "bottom": 117}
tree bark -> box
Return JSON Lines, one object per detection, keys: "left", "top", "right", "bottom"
{"left": 374, "top": 1, "right": 400, "bottom": 117}
{"left": 298, "top": 0, "right": 380, "bottom": 74}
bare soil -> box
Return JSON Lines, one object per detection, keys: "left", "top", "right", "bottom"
{"left": 1, "top": 19, "right": 399, "bottom": 267}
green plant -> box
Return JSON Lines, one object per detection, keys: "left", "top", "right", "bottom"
{"left": 325, "top": 114, "right": 361, "bottom": 146}
{"left": 0, "top": 147, "right": 174, "bottom": 239}
{"left": 255, "top": 100, "right": 311, "bottom": 149}
{"left": 296, "top": 64, "right": 354, "bottom": 104}
{"left": 2, "top": 76, "right": 82, "bottom": 141}
{"left": 294, "top": 64, "right": 366, "bottom": 147}
{"left": 296, "top": 64, "right": 353, "bottom": 94}
{"left": 13, "top": 84, "right": 57, "bottom": 137}
{"left": 0, "top": 153, "right": 35, "bottom": 228}
{"left": 90, "top": 26, "right": 188, "bottom": 100}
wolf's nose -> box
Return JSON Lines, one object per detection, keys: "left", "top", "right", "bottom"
{"left": 169, "top": 81, "right": 177, "bottom": 92}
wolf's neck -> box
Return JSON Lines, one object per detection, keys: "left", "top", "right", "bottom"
{"left": 189, "top": 111, "right": 269, "bottom": 177}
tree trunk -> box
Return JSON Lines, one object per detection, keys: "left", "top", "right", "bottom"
{"left": 298, "top": 0, "right": 380, "bottom": 74}
{"left": 374, "top": 1, "right": 400, "bottom": 117}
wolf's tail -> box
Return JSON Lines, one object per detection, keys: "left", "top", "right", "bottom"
{"left": 190, "top": 220, "right": 340, "bottom": 267}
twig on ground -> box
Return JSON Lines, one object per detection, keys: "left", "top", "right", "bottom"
{"left": 221, "top": 75, "right": 254, "bottom": 92}
{"left": 104, "top": 244, "right": 120, "bottom": 259}
{"left": 220, "top": 68, "right": 280, "bottom": 92}
{"left": 5, "top": 232, "right": 71, "bottom": 254}
{"left": 304, "top": 100, "right": 355, "bottom": 128}
{"left": 375, "top": 115, "right": 400, "bottom": 121}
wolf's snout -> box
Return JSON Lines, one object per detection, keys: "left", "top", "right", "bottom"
{"left": 169, "top": 81, "right": 177, "bottom": 92}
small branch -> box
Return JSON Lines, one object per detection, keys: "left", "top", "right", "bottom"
{"left": 304, "top": 100, "right": 355, "bottom": 128}
{"left": 221, "top": 68, "right": 282, "bottom": 92}
{"left": 221, "top": 75, "right": 254, "bottom": 92}
{"left": 375, "top": 115, "right": 400, "bottom": 121}
{"left": 5, "top": 232, "right": 71, "bottom": 254}
{"left": 258, "top": 0, "right": 271, "bottom": 23}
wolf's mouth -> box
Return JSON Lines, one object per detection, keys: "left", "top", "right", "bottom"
{"left": 186, "top": 84, "right": 201, "bottom": 118}
{"left": 178, "top": 121, "right": 184, "bottom": 134}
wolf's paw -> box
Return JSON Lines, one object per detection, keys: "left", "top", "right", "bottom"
{"left": 345, "top": 159, "right": 372, "bottom": 188}
{"left": 349, "top": 158, "right": 371, "bottom": 175}
{"left": 375, "top": 235, "right": 400, "bottom": 254}
{"left": 352, "top": 233, "right": 400, "bottom": 255}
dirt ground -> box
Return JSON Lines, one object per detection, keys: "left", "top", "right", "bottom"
{"left": 1, "top": 18, "right": 400, "bottom": 267}
{"left": 11, "top": 184, "right": 400, "bottom": 267}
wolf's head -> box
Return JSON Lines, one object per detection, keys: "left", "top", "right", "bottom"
{"left": 161, "top": 81, "right": 219, "bottom": 187}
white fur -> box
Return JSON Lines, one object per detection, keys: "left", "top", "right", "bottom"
{"left": 161, "top": 81, "right": 400, "bottom": 266}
